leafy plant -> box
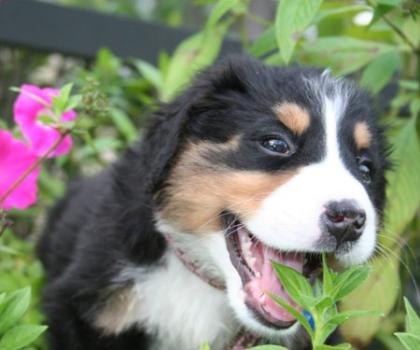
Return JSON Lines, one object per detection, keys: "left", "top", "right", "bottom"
{"left": 249, "top": 255, "right": 382, "bottom": 350}
{"left": 0, "top": 287, "right": 47, "bottom": 350}
{"left": 394, "top": 298, "right": 420, "bottom": 350}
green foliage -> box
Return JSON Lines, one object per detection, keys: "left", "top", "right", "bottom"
{"left": 0, "top": 287, "right": 46, "bottom": 350}
{"left": 275, "top": 0, "right": 323, "bottom": 63}
{"left": 385, "top": 115, "right": 420, "bottom": 238}
{"left": 160, "top": 26, "right": 227, "bottom": 101}
{"left": 360, "top": 51, "right": 401, "bottom": 94}
{"left": 249, "top": 346, "right": 288, "bottom": 350}
{"left": 395, "top": 298, "right": 420, "bottom": 350}
{"left": 264, "top": 255, "right": 381, "bottom": 349}
{"left": 338, "top": 255, "right": 401, "bottom": 345}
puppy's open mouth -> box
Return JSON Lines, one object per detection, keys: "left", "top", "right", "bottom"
{"left": 224, "top": 214, "right": 322, "bottom": 329}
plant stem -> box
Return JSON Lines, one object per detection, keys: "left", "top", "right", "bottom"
{"left": 0, "top": 211, "right": 12, "bottom": 237}
{"left": 381, "top": 15, "right": 419, "bottom": 54}
{"left": 239, "top": 14, "right": 249, "bottom": 48}
{"left": 0, "top": 129, "right": 70, "bottom": 208}
{"left": 246, "top": 12, "right": 271, "bottom": 28}
{"left": 311, "top": 313, "right": 322, "bottom": 349}
{"left": 366, "top": 0, "right": 418, "bottom": 54}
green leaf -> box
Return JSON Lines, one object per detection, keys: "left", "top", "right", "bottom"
{"left": 161, "top": 24, "right": 228, "bottom": 102}
{"left": 394, "top": 333, "right": 420, "bottom": 350}
{"left": 275, "top": 0, "right": 323, "bottom": 63}
{"left": 328, "top": 310, "right": 383, "bottom": 325}
{"left": 77, "top": 136, "right": 122, "bottom": 160}
{"left": 399, "top": 80, "right": 419, "bottom": 91}
{"left": 404, "top": 298, "right": 420, "bottom": 335}
{"left": 271, "top": 261, "right": 313, "bottom": 308}
{"left": 109, "top": 108, "right": 137, "bottom": 142}
{"left": 315, "top": 4, "right": 371, "bottom": 22}
{"left": 340, "top": 255, "right": 400, "bottom": 346}
{"left": 301, "top": 37, "right": 396, "bottom": 76}
{"left": 332, "top": 265, "right": 370, "bottom": 301}
{"left": 402, "top": 17, "right": 420, "bottom": 49}
{"left": 59, "top": 121, "right": 76, "bottom": 129}
{"left": 0, "top": 288, "right": 31, "bottom": 333}
{"left": 248, "top": 27, "right": 276, "bottom": 57}
{"left": 360, "top": 51, "right": 400, "bottom": 94}
{"left": 52, "top": 83, "right": 74, "bottom": 115}
{"left": 200, "top": 342, "right": 211, "bottom": 350}
{"left": 66, "top": 95, "right": 82, "bottom": 111}
{"left": 384, "top": 116, "right": 420, "bottom": 241}
{"left": 133, "top": 59, "right": 163, "bottom": 91}
{"left": 315, "top": 343, "right": 352, "bottom": 350}
{"left": 322, "top": 254, "right": 333, "bottom": 295}
{"left": 370, "top": 0, "right": 401, "bottom": 25}
{"left": 267, "top": 292, "right": 313, "bottom": 337}
{"left": 59, "top": 83, "right": 73, "bottom": 103}
{"left": 52, "top": 97, "right": 66, "bottom": 115}
{"left": 9, "top": 87, "right": 20, "bottom": 93}
{"left": 318, "top": 322, "right": 339, "bottom": 344}
{"left": 96, "top": 48, "right": 121, "bottom": 76}
{"left": 377, "top": 331, "right": 407, "bottom": 350}
{"left": 314, "top": 296, "right": 334, "bottom": 313}
{"left": 376, "top": 0, "right": 401, "bottom": 5}
{"left": 0, "top": 325, "right": 47, "bottom": 350}
{"left": 37, "top": 114, "right": 57, "bottom": 125}
{"left": 0, "top": 294, "right": 7, "bottom": 314}
{"left": 206, "top": 0, "right": 237, "bottom": 29}
{"left": 248, "top": 346, "right": 288, "bottom": 350}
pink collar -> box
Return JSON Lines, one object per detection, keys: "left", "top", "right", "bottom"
{"left": 165, "top": 234, "right": 226, "bottom": 291}
{"left": 165, "top": 235, "right": 261, "bottom": 349}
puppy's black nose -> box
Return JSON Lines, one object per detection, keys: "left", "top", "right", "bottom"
{"left": 323, "top": 200, "right": 366, "bottom": 248}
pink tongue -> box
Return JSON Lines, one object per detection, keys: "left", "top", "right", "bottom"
{"left": 246, "top": 248, "right": 304, "bottom": 322}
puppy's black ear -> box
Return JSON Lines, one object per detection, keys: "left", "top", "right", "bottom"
{"left": 208, "top": 57, "right": 249, "bottom": 94}
{"left": 138, "top": 95, "right": 193, "bottom": 193}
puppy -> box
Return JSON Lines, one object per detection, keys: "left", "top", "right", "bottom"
{"left": 38, "top": 56, "right": 387, "bottom": 350}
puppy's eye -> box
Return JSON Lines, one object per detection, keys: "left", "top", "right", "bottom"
{"left": 260, "top": 138, "right": 291, "bottom": 155}
{"left": 357, "top": 156, "right": 372, "bottom": 184}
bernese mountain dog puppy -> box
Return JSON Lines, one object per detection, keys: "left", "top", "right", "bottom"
{"left": 38, "top": 56, "right": 387, "bottom": 350}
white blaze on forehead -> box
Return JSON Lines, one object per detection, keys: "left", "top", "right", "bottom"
{"left": 323, "top": 92, "right": 346, "bottom": 161}
{"left": 245, "top": 74, "right": 377, "bottom": 265}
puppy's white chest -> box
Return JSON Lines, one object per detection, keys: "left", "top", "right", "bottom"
{"left": 124, "top": 253, "right": 239, "bottom": 350}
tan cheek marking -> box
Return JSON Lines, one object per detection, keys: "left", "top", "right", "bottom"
{"left": 159, "top": 140, "right": 298, "bottom": 233}
{"left": 94, "top": 286, "right": 140, "bottom": 335}
{"left": 274, "top": 102, "right": 310, "bottom": 135}
{"left": 354, "top": 122, "right": 372, "bottom": 150}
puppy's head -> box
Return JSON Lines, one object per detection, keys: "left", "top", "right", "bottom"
{"left": 151, "top": 57, "right": 387, "bottom": 337}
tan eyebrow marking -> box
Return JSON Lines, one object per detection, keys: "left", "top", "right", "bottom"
{"left": 273, "top": 102, "right": 310, "bottom": 135}
{"left": 354, "top": 121, "right": 372, "bottom": 150}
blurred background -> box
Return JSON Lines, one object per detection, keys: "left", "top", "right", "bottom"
{"left": 0, "top": 1, "right": 419, "bottom": 349}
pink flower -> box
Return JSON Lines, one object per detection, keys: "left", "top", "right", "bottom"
{"left": 0, "top": 130, "right": 40, "bottom": 210}
{"left": 13, "top": 84, "right": 77, "bottom": 157}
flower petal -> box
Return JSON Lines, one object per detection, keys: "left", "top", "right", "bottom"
{"left": 13, "top": 85, "right": 48, "bottom": 128}
{"left": 0, "top": 130, "right": 40, "bottom": 210}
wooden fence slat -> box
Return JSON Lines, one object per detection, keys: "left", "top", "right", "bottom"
{"left": 0, "top": 0, "right": 240, "bottom": 62}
